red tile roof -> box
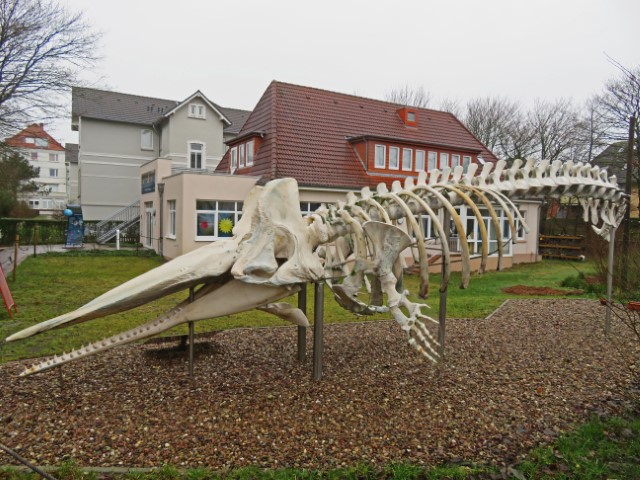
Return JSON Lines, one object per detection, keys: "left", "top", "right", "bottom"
{"left": 4, "top": 123, "right": 64, "bottom": 151}
{"left": 217, "top": 81, "right": 498, "bottom": 189}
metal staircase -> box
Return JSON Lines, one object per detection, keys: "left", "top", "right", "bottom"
{"left": 94, "top": 200, "right": 141, "bottom": 244}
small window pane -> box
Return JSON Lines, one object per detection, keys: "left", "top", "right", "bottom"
{"left": 197, "top": 213, "right": 215, "bottom": 236}
{"left": 389, "top": 147, "right": 399, "bottom": 169}
{"left": 415, "top": 150, "right": 425, "bottom": 171}
{"left": 402, "top": 148, "right": 412, "bottom": 171}
{"left": 374, "top": 145, "right": 386, "bottom": 168}
{"left": 196, "top": 200, "right": 215, "bottom": 210}
{"left": 428, "top": 151, "right": 437, "bottom": 170}
{"left": 440, "top": 153, "right": 449, "bottom": 169}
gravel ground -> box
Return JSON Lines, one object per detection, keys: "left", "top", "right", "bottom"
{"left": 0, "top": 299, "right": 636, "bottom": 470}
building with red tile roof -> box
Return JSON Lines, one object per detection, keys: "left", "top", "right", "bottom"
{"left": 217, "top": 81, "right": 498, "bottom": 189}
{"left": 141, "top": 81, "right": 540, "bottom": 269}
{"left": 3, "top": 124, "right": 68, "bottom": 215}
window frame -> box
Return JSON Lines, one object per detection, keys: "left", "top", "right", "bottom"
{"left": 188, "top": 103, "right": 206, "bottom": 119}
{"left": 49, "top": 168, "right": 58, "bottom": 177}
{"left": 35, "top": 138, "right": 48, "bottom": 147}
{"left": 167, "top": 200, "right": 177, "bottom": 238}
{"left": 402, "top": 148, "right": 413, "bottom": 171}
{"left": 230, "top": 147, "right": 238, "bottom": 170}
{"left": 188, "top": 141, "right": 205, "bottom": 169}
{"left": 195, "top": 200, "right": 244, "bottom": 241}
{"left": 415, "top": 150, "right": 425, "bottom": 171}
{"left": 374, "top": 144, "right": 386, "bottom": 168}
{"left": 440, "top": 152, "right": 450, "bottom": 169}
{"left": 451, "top": 154, "right": 461, "bottom": 169}
{"left": 141, "top": 129, "right": 154, "bottom": 150}
{"left": 427, "top": 151, "right": 437, "bottom": 170}
{"left": 462, "top": 155, "right": 472, "bottom": 173}
{"left": 49, "top": 153, "right": 59, "bottom": 162}
{"left": 239, "top": 143, "right": 245, "bottom": 168}
{"left": 246, "top": 140, "right": 254, "bottom": 166}
{"left": 389, "top": 146, "right": 400, "bottom": 170}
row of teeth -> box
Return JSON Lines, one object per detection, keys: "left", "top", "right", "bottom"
{"left": 21, "top": 311, "right": 182, "bottom": 376}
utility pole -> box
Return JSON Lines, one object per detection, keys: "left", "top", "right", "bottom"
{"left": 621, "top": 115, "right": 636, "bottom": 288}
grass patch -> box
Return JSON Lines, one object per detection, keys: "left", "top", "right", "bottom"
{"left": 1, "top": 255, "right": 598, "bottom": 363}
{"left": 515, "top": 415, "right": 640, "bottom": 479}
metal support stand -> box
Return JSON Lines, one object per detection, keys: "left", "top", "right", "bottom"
{"left": 313, "top": 281, "right": 324, "bottom": 380}
{"left": 188, "top": 287, "right": 195, "bottom": 378}
{"left": 438, "top": 211, "right": 450, "bottom": 358}
{"left": 605, "top": 226, "right": 616, "bottom": 337}
{"left": 297, "top": 283, "right": 307, "bottom": 361}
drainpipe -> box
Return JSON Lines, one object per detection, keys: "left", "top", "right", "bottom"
{"left": 157, "top": 182, "right": 164, "bottom": 258}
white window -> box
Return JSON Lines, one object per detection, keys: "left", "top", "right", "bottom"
{"left": 31, "top": 152, "right": 38, "bottom": 160}
{"left": 141, "top": 129, "right": 153, "bottom": 150}
{"left": 35, "top": 138, "right": 48, "bottom": 147}
{"left": 407, "top": 111, "right": 416, "bottom": 122}
{"left": 463, "top": 155, "right": 472, "bottom": 173}
{"left": 189, "top": 142, "right": 204, "bottom": 169}
{"left": 168, "top": 200, "right": 176, "bottom": 238}
{"left": 440, "top": 153, "right": 449, "bottom": 169}
{"left": 374, "top": 144, "right": 386, "bottom": 168}
{"left": 415, "top": 150, "right": 425, "bottom": 171}
{"left": 196, "top": 200, "right": 244, "bottom": 241}
{"left": 300, "top": 202, "right": 322, "bottom": 217}
{"left": 451, "top": 154, "right": 461, "bottom": 169}
{"left": 246, "top": 140, "right": 254, "bottom": 166}
{"left": 188, "top": 103, "right": 206, "bottom": 119}
{"left": 428, "top": 151, "right": 437, "bottom": 170}
{"left": 239, "top": 143, "right": 245, "bottom": 168}
{"left": 515, "top": 210, "right": 526, "bottom": 241}
{"left": 49, "top": 168, "right": 58, "bottom": 177}
{"left": 389, "top": 147, "right": 400, "bottom": 170}
{"left": 49, "top": 153, "right": 59, "bottom": 162}
{"left": 402, "top": 148, "right": 413, "bottom": 171}
{"left": 25, "top": 137, "right": 35, "bottom": 144}
{"left": 230, "top": 147, "right": 238, "bottom": 170}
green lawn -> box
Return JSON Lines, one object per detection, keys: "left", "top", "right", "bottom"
{"left": 0, "top": 252, "right": 597, "bottom": 363}
{"left": 1, "top": 253, "right": 638, "bottom": 479}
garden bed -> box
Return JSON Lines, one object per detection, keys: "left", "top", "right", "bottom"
{"left": 0, "top": 299, "right": 635, "bottom": 470}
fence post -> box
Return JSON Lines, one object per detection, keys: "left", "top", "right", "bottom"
{"left": 12, "top": 234, "right": 19, "bottom": 281}
{"left": 116, "top": 229, "right": 120, "bottom": 250}
{"left": 32, "top": 223, "right": 38, "bottom": 257}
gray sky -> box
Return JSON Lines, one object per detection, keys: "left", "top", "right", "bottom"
{"left": 53, "top": 0, "right": 639, "bottom": 144}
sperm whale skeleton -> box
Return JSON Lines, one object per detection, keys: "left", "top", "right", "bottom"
{"left": 5, "top": 158, "right": 627, "bottom": 376}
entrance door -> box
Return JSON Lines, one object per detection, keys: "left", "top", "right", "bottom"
{"left": 145, "top": 202, "right": 154, "bottom": 248}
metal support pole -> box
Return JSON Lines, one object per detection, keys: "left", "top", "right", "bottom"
{"left": 116, "top": 229, "right": 120, "bottom": 250}
{"left": 605, "top": 226, "right": 616, "bottom": 337}
{"left": 297, "top": 283, "right": 307, "bottom": 361}
{"left": 32, "top": 224, "right": 37, "bottom": 258}
{"left": 312, "top": 281, "right": 324, "bottom": 380}
{"left": 438, "top": 210, "right": 450, "bottom": 358}
{"left": 188, "top": 287, "right": 195, "bottom": 378}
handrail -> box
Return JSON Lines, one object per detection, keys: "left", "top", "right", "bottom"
{"left": 93, "top": 199, "right": 141, "bottom": 244}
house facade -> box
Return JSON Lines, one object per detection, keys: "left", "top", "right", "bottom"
{"left": 140, "top": 81, "right": 541, "bottom": 270}
{"left": 71, "top": 87, "right": 250, "bottom": 220}
{"left": 4, "top": 123, "right": 68, "bottom": 215}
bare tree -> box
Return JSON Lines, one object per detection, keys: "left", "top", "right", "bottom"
{"left": 573, "top": 96, "right": 611, "bottom": 163}
{"left": 497, "top": 114, "right": 537, "bottom": 162}
{"left": 528, "top": 98, "right": 578, "bottom": 161}
{"left": 462, "top": 97, "right": 521, "bottom": 155}
{"left": 438, "top": 97, "right": 462, "bottom": 117}
{"left": 0, "top": 0, "right": 100, "bottom": 136}
{"left": 385, "top": 84, "right": 432, "bottom": 108}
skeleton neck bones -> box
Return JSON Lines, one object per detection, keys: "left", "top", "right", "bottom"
{"left": 6, "top": 159, "right": 627, "bottom": 376}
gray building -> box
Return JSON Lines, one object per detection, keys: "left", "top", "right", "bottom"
{"left": 71, "top": 87, "right": 249, "bottom": 220}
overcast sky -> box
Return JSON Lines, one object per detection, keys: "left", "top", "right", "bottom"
{"left": 53, "top": 0, "right": 639, "bottom": 144}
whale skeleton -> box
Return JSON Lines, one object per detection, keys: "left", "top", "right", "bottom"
{"left": 5, "top": 159, "right": 627, "bottom": 376}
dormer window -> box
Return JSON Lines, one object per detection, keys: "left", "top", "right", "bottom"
{"left": 397, "top": 107, "right": 419, "bottom": 127}
{"left": 188, "top": 103, "right": 206, "bottom": 119}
